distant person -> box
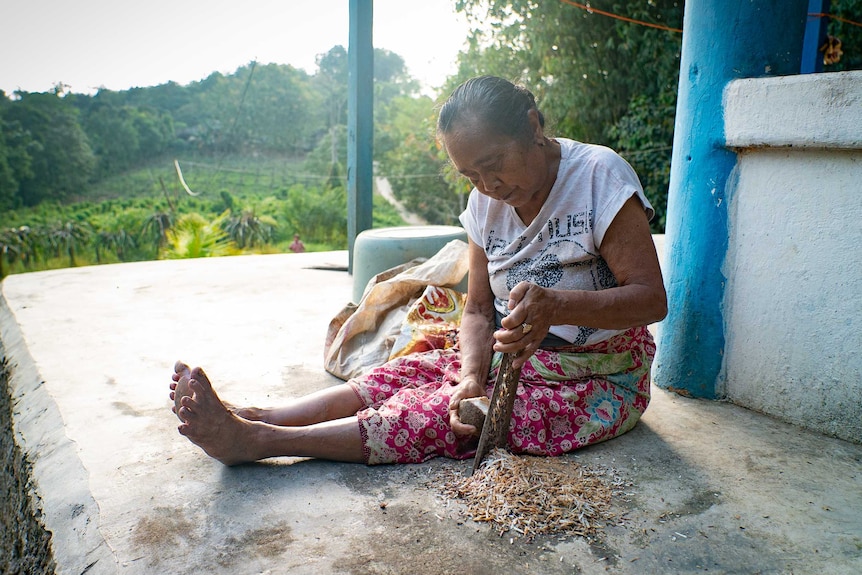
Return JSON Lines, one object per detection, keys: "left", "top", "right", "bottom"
{"left": 289, "top": 234, "right": 305, "bottom": 253}
{"left": 169, "top": 76, "right": 666, "bottom": 466}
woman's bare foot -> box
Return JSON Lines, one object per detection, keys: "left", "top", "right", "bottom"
{"left": 170, "top": 361, "right": 193, "bottom": 420}
{"left": 175, "top": 366, "right": 260, "bottom": 466}
{"left": 168, "top": 363, "right": 366, "bottom": 464}
{"left": 170, "top": 360, "right": 264, "bottom": 421}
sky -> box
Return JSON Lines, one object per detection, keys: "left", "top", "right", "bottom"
{"left": 0, "top": 0, "right": 473, "bottom": 96}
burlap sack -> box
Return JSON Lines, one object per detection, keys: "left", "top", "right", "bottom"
{"left": 323, "top": 239, "right": 469, "bottom": 380}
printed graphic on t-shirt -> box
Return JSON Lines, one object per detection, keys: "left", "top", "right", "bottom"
{"left": 459, "top": 139, "right": 648, "bottom": 347}
{"left": 546, "top": 210, "right": 592, "bottom": 241}
{"left": 487, "top": 232, "right": 617, "bottom": 346}
{"left": 487, "top": 235, "right": 618, "bottom": 293}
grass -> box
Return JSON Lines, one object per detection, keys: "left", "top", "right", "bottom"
{"left": 0, "top": 154, "right": 408, "bottom": 276}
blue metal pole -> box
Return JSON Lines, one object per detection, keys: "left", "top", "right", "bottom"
{"left": 347, "top": 0, "right": 374, "bottom": 273}
{"left": 654, "top": 0, "right": 808, "bottom": 398}
{"left": 801, "top": 0, "right": 830, "bottom": 73}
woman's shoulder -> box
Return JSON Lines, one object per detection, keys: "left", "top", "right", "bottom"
{"left": 558, "top": 138, "right": 624, "bottom": 163}
{"left": 559, "top": 139, "right": 638, "bottom": 183}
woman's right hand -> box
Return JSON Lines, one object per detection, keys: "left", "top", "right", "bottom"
{"left": 448, "top": 377, "right": 487, "bottom": 437}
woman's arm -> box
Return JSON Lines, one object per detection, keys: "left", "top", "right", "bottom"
{"left": 497, "top": 195, "right": 668, "bottom": 366}
{"left": 448, "top": 239, "right": 497, "bottom": 436}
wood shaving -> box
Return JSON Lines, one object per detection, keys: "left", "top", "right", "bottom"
{"left": 434, "top": 449, "right": 628, "bottom": 541}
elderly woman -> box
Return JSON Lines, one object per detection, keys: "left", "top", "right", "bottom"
{"left": 170, "top": 76, "right": 666, "bottom": 466}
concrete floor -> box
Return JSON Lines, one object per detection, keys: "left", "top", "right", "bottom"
{"left": 1, "top": 248, "right": 860, "bottom": 575}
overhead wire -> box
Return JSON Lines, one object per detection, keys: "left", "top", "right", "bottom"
{"left": 559, "top": 0, "right": 682, "bottom": 33}
{"left": 809, "top": 12, "right": 862, "bottom": 28}
{"left": 560, "top": 2, "right": 862, "bottom": 33}
{"left": 174, "top": 61, "right": 259, "bottom": 196}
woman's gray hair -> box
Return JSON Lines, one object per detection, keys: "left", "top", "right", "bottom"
{"left": 437, "top": 76, "right": 544, "bottom": 141}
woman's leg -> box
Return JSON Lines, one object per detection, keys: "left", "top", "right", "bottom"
{"left": 233, "top": 385, "right": 365, "bottom": 426}
{"left": 174, "top": 365, "right": 365, "bottom": 465}
{"left": 171, "top": 361, "right": 364, "bottom": 426}
{"left": 352, "top": 350, "right": 478, "bottom": 464}
{"left": 505, "top": 326, "right": 654, "bottom": 456}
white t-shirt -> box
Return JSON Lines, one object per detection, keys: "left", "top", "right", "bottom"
{"left": 459, "top": 138, "right": 653, "bottom": 346}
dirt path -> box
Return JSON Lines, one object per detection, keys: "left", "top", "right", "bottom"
{"left": 376, "top": 177, "right": 428, "bottom": 225}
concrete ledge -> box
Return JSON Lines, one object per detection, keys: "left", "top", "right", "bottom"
{"left": 0, "top": 296, "right": 116, "bottom": 574}
{"left": 1, "top": 250, "right": 861, "bottom": 574}
{"left": 724, "top": 71, "right": 862, "bottom": 149}
{"left": 723, "top": 148, "right": 862, "bottom": 443}
{"left": 0, "top": 356, "right": 55, "bottom": 575}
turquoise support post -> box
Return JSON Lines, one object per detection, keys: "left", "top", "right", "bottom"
{"left": 654, "top": 0, "right": 807, "bottom": 398}
{"left": 801, "top": 0, "right": 830, "bottom": 73}
{"left": 347, "top": 0, "right": 374, "bottom": 273}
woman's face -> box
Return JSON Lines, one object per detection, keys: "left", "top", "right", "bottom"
{"left": 442, "top": 113, "right": 552, "bottom": 211}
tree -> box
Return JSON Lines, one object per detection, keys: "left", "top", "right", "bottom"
{"left": 0, "top": 227, "right": 22, "bottom": 277}
{"left": 314, "top": 46, "right": 350, "bottom": 179}
{"left": 48, "top": 220, "right": 91, "bottom": 267}
{"left": 134, "top": 107, "right": 174, "bottom": 156}
{"left": 11, "top": 225, "right": 42, "bottom": 268}
{"left": 161, "top": 212, "right": 239, "bottom": 259}
{"left": 0, "top": 121, "right": 22, "bottom": 209}
{"left": 452, "top": 0, "right": 683, "bottom": 231}
{"left": 455, "top": 0, "right": 682, "bottom": 142}
{"left": 3, "top": 91, "right": 96, "bottom": 205}
{"left": 168, "top": 62, "right": 317, "bottom": 156}
{"left": 85, "top": 103, "right": 141, "bottom": 176}
{"left": 312, "top": 45, "right": 422, "bottom": 179}
{"left": 92, "top": 227, "right": 136, "bottom": 264}
{"left": 281, "top": 184, "right": 347, "bottom": 247}
{"left": 0, "top": 95, "right": 36, "bottom": 210}
{"left": 824, "top": 0, "right": 862, "bottom": 72}
{"left": 126, "top": 81, "right": 191, "bottom": 117}
{"left": 373, "top": 49, "right": 420, "bottom": 104}
{"left": 608, "top": 94, "right": 675, "bottom": 231}
{"left": 140, "top": 210, "right": 173, "bottom": 252}
{"left": 303, "top": 124, "right": 348, "bottom": 188}
{"left": 222, "top": 209, "right": 277, "bottom": 249}
{"left": 103, "top": 229, "right": 136, "bottom": 262}
{"left": 376, "top": 94, "right": 464, "bottom": 225}
{"left": 233, "top": 63, "right": 317, "bottom": 154}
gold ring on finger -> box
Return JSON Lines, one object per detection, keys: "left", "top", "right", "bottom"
{"left": 521, "top": 322, "right": 533, "bottom": 335}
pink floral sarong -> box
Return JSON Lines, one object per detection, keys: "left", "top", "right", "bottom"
{"left": 349, "top": 325, "right": 655, "bottom": 465}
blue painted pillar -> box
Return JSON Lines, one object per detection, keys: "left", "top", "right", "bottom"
{"left": 801, "top": 0, "right": 830, "bottom": 73}
{"left": 654, "top": 0, "right": 807, "bottom": 398}
{"left": 347, "top": 0, "right": 374, "bottom": 273}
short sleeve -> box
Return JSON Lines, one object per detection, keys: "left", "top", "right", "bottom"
{"left": 458, "top": 189, "right": 484, "bottom": 246}
{"left": 590, "top": 149, "right": 653, "bottom": 248}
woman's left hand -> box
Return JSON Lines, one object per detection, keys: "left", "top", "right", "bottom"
{"left": 448, "top": 377, "right": 488, "bottom": 437}
{"left": 494, "top": 281, "right": 551, "bottom": 369}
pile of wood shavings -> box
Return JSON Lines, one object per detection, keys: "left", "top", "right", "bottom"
{"left": 436, "top": 449, "right": 625, "bottom": 541}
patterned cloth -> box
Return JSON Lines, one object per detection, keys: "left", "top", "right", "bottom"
{"left": 349, "top": 325, "right": 655, "bottom": 465}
